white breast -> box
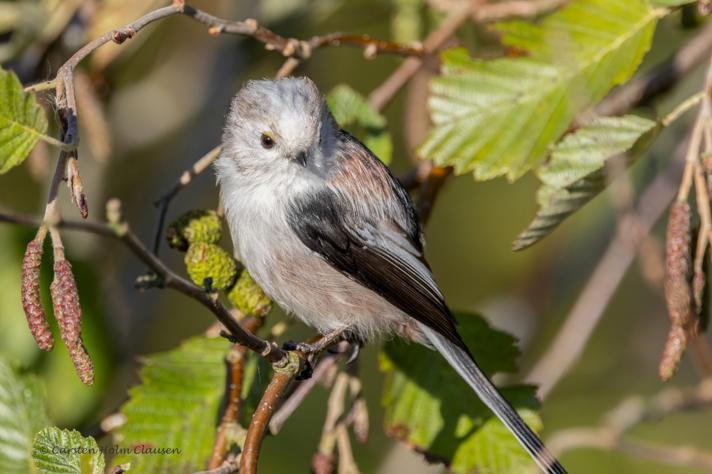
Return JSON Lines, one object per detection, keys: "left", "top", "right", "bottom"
{"left": 217, "top": 159, "right": 414, "bottom": 342}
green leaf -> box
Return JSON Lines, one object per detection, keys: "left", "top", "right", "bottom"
{"left": 513, "top": 114, "right": 659, "bottom": 251}
{"left": 327, "top": 84, "right": 393, "bottom": 164}
{"left": 649, "top": 0, "right": 693, "bottom": 5}
{"left": 32, "top": 428, "right": 104, "bottom": 474}
{"left": 0, "top": 359, "right": 51, "bottom": 474}
{"left": 0, "top": 67, "right": 48, "bottom": 174}
{"left": 419, "top": 0, "right": 662, "bottom": 181}
{"left": 112, "top": 336, "right": 269, "bottom": 473}
{"left": 380, "top": 312, "right": 541, "bottom": 473}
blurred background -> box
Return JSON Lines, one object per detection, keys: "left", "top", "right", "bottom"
{"left": 1, "top": 0, "right": 711, "bottom": 472}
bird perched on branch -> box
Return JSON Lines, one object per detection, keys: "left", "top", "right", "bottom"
{"left": 215, "top": 76, "right": 566, "bottom": 474}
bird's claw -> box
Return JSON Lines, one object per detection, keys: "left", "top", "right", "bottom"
{"left": 281, "top": 340, "right": 317, "bottom": 354}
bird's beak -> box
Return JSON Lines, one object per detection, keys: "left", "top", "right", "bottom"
{"left": 293, "top": 150, "right": 308, "bottom": 167}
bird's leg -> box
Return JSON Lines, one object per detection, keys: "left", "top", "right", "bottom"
{"left": 282, "top": 328, "right": 349, "bottom": 355}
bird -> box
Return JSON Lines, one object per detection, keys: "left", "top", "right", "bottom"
{"left": 214, "top": 76, "right": 566, "bottom": 474}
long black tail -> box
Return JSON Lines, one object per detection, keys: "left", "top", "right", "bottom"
{"left": 419, "top": 324, "right": 567, "bottom": 474}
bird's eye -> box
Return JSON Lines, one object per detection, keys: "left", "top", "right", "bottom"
{"left": 260, "top": 133, "right": 275, "bottom": 149}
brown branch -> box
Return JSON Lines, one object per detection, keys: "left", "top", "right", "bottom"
{"left": 269, "top": 351, "right": 340, "bottom": 435}
{"left": 0, "top": 210, "right": 287, "bottom": 365}
{"left": 547, "top": 379, "right": 712, "bottom": 469}
{"left": 369, "top": 4, "right": 474, "bottom": 112}
{"left": 193, "top": 458, "right": 238, "bottom": 474}
{"left": 208, "top": 317, "right": 262, "bottom": 470}
{"left": 310, "top": 33, "right": 424, "bottom": 58}
{"left": 416, "top": 165, "right": 453, "bottom": 223}
{"left": 240, "top": 353, "right": 301, "bottom": 474}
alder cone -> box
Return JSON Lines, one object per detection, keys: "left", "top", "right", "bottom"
{"left": 664, "top": 202, "right": 692, "bottom": 329}
{"left": 21, "top": 240, "right": 54, "bottom": 351}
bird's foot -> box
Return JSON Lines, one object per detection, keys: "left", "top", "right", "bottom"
{"left": 281, "top": 340, "right": 319, "bottom": 354}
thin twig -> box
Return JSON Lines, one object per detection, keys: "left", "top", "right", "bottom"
{"left": 0, "top": 210, "right": 287, "bottom": 365}
{"left": 193, "top": 460, "right": 238, "bottom": 474}
{"left": 313, "top": 371, "right": 351, "bottom": 472}
{"left": 416, "top": 165, "right": 453, "bottom": 223}
{"left": 547, "top": 379, "right": 712, "bottom": 469}
{"left": 151, "top": 145, "right": 222, "bottom": 255}
{"left": 208, "top": 318, "right": 261, "bottom": 470}
{"left": 368, "top": 4, "right": 473, "bottom": 112}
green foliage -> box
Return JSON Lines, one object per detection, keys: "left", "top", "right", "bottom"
{"left": 327, "top": 84, "right": 393, "bottom": 164}
{"left": 184, "top": 242, "right": 237, "bottom": 291}
{"left": 391, "top": 0, "right": 423, "bottom": 43}
{"left": 649, "top": 0, "right": 694, "bottom": 5}
{"left": 419, "top": 0, "right": 662, "bottom": 181}
{"left": 113, "top": 336, "right": 270, "bottom": 473}
{"left": 32, "top": 428, "right": 104, "bottom": 474}
{"left": 513, "top": 114, "right": 659, "bottom": 250}
{"left": 166, "top": 209, "right": 222, "bottom": 251}
{"left": 0, "top": 359, "right": 51, "bottom": 474}
{"left": 380, "top": 313, "right": 541, "bottom": 473}
{"left": 0, "top": 67, "right": 48, "bottom": 174}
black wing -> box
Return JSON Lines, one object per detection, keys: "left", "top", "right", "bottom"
{"left": 288, "top": 186, "right": 467, "bottom": 351}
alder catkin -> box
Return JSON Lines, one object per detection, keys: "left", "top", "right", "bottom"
{"left": 69, "top": 343, "right": 95, "bottom": 385}
{"left": 21, "top": 240, "right": 54, "bottom": 351}
{"left": 311, "top": 452, "right": 334, "bottom": 474}
{"left": 50, "top": 259, "right": 94, "bottom": 385}
{"left": 664, "top": 201, "right": 692, "bottom": 329}
{"left": 659, "top": 325, "right": 687, "bottom": 381}
{"left": 51, "top": 260, "right": 82, "bottom": 347}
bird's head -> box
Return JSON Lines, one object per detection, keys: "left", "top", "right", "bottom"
{"left": 218, "top": 77, "right": 336, "bottom": 181}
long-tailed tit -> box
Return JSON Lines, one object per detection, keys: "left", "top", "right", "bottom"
{"left": 215, "top": 77, "right": 566, "bottom": 474}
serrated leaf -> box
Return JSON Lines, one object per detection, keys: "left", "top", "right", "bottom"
{"left": 380, "top": 313, "right": 541, "bottom": 473}
{"left": 327, "top": 84, "right": 393, "bottom": 164}
{"left": 112, "top": 336, "right": 270, "bottom": 473}
{"left": 0, "top": 67, "right": 48, "bottom": 174}
{"left": 32, "top": 428, "right": 104, "bottom": 474}
{"left": 0, "top": 359, "right": 51, "bottom": 474}
{"left": 419, "top": 0, "right": 661, "bottom": 181}
{"left": 538, "top": 115, "right": 657, "bottom": 188}
{"left": 513, "top": 115, "right": 660, "bottom": 250}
